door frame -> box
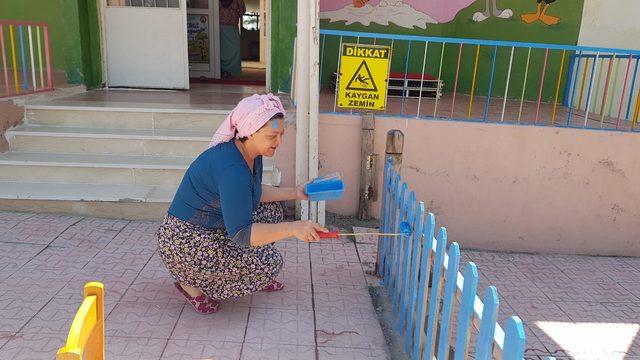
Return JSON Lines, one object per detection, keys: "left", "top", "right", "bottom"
{"left": 98, "top": 0, "right": 272, "bottom": 88}
{"left": 98, "top": 0, "right": 190, "bottom": 89}
{"left": 187, "top": 0, "right": 220, "bottom": 79}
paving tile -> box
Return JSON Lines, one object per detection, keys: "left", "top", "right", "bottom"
{"left": 315, "top": 308, "right": 386, "bottom": 350}
{"left": 54, "top": 268, "right": 139, "bottom": 305}
{"left": 241, "top": 342, "right": 315, "bottom": 360}
{"left": 0, "top": 243, "right": 47, "bottom": 280}
{"left": 121, "top": 269, "right": 185, "bottom": 304}
{"left": 245, "top": 308, "right": 315, "bottom": 346}
{"left": 0, "top": 331, "right": 14, "bottom": 350}
{"left": 0, "top": 332, "right": 65, "bottom": 359}
{"left": 162, "top": 339, "right": 241, "bottom": 360}
{"left": 318, "top": 346, "right": 389, "bottom": 360}
{"left": 106, "top": 301, "right": 184, "bottom": 339}
{"left": 106, "top": 336, "right": 167, "bottom": 360}
{"left": 83, "top": 249, "right": 154, "bottom": 273}
{"left": 3, "top": 215, "right": 81, "bottom": 245}
{"left": 311, "top": 243, "right": 361, "bottom": 264}
{"left": 312, "top": 262, "right": 367, "bottom": 288}
{"left": 171, "top": 302, "right": 249, "bottom": 342}
{"left": 251, "top": 283, "right": 313, "bottom": 311}
{"left": 20, "top": 245, "right": 99, "bottom": 272}
{"left": 2, "top": 268, "right": 75, "bottom": 300}
{"left": 314, "top": 284, "right": 373, "bottom": 312}
{"left": 554, "top": 301, "right": 626, "bottom": 323}
{"left": 22, "top": 295, "right": 115, "bottom": 335}
{"left": 279, "top": 262, "right": 312, "bottom": 286}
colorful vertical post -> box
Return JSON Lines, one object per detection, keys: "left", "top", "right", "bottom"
{"left": 0, "top": 24, "right": 10, "bottom": 97}
{"left": 483, "top": 45, "right": 498, "bottom": 121}
{"left": 467, "top": 45, "right": 481, "bottom": 119}
{"left": 617, "top": 55, "right": 634, "bottom": 128}
{"left": 517, "top": 47, "right": 532, "bottom": 124}
{"left": 450, "top": 44, "right": 463, "bottom": 119}
{"left": 500, "top": 46, "right": 515, "bottom": 122}
{"left": 534, "top": 48, "right": 549, "bottom": 124}
{"left": 9, "top": 24, "right": 19, "bottom": 94}
{"left": 551, "top": 50, "right": 566, "bottom": 125}
{"left": 43, "top": 25, "right": 52, "bottom": 89}
{"left": 18, "top": 25, "right": 29, "bottom": 92}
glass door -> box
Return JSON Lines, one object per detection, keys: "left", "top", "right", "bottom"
{"left": 187, "top": 0, "right": 220, "bottom": 79}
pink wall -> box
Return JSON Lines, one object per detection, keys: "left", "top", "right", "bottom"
{"left": 278, "top": 113, "right": 640, "bottom": 256}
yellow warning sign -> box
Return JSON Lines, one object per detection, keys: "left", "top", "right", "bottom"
{"left": 337, "top": 43, "right": 391, "bottom": 111}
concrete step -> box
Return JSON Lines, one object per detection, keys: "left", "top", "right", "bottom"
{"left": 24, "top": 104, "right": 228, "bottom": 131}
{"left": 0, "top": 181, "right": 176, "bottom": 202}
{"left": 0, "top": 181, "right": 172, "bottom": 220}
{"left": 7, "top": 125, "right": 211, "bottom": 157}
{"left": 0, "top": 152, "right": 280, "bottom": 186}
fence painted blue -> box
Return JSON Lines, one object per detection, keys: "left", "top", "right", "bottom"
{"left": 376, "top": 161, "right": 561, "bottom": 360}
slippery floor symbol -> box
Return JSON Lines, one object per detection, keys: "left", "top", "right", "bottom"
{"left": 346, "top": 60, "right": 378, "bottom": 92}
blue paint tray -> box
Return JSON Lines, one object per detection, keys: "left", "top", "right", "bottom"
{"left": 305, "top": 173, "right": 344, "bottom": 201}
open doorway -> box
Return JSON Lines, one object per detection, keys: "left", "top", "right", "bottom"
{"left": 187, "top": 0, "right": 267, "bottom": 86}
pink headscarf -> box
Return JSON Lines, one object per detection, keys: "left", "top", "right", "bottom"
{"left": 209, "top": 93, "right": 286, "bottom": 148}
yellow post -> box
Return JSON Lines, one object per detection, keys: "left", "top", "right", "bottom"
{"left": 83, "top": 282, "right": 104, "bottom": 360}
{"left": 467, "top": 45, "right": 481, "bottom": 119}
{"left": 9, "top": 24, "right": 20, "bottom": 94}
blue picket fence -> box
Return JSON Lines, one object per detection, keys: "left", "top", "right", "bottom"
{"left": 377, "top": 160, "right": 555, "bottom": 360}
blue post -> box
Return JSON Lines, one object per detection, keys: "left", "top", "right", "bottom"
{"left": 412, "top": 213, "right": 435, "bottom": 360}
{"left": 436, "top": 242, "right": 461, "bottom": 360}
{"left": 397, "top": 191, "right": 416, "bottom": 332}
{"left": 567, "top": 51, "right": 583, "bottom": 126}
{"left": 388, "top": 181, "right": 408, "bottom": 300}
{"left": 400, "top": 40, "right": 412, "bottom": 116}
{"left": 404, "top": 201, "right": 425, "bottom": 354}
{"left": 18, "top": 25, "right": 28, "bottom": 91}
{"left": 483, "top": 45, "right": 498, "bottom": 121}
{"left": 384, "top": 177, "right": 403, "bottom": 290}
{"left": 503, "top": 316, "right": 526, "bottom": 360}
{"left": 563, "top": 53, "right": 575, "bottom": 107}
{"left": 625, "top": 56, "right": 640, "bottom": 121}
{"left": 476, "top": 286, "right": 500, "bottom": 360}
{"left": 377, "top": 161, "right": 392, "bottom": 276}
{"left": 454, "top": 262, "right": 479, "bottom": 360}
{"left": 423, "top": 227, "right": 448, "bottom": 360}
{"left": 392, "top": 189, "right": 413, "bottom": 315}
{"left": 382, "top": 171, "right": 398, "bottom": 286}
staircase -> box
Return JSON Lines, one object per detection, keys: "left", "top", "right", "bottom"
{"left": 0, "top": 102, "right": 281, "bottom": 220}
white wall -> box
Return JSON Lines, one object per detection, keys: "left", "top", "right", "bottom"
{"left": 571, "top": 1, "right": 640, "bottom": 123}
{"left": 578, "top": 0, "right": 640, "bottom": 49}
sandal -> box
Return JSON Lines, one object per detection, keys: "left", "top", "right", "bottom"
{"left": 261, "top": 280, "right": 285, "bottom": 292}
{"left": 174, "top": 282, "right": 220, "bottom": 314}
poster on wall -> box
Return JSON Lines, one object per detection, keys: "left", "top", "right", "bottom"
{"left": 187, "top": 14, "right": 210, "bottom": 71}
{"left": 337, "top": 43, "right": 391, "bottom": 111}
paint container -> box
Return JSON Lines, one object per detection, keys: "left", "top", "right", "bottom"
{"left": 305, "top": 173, "right": 344, "bottom": 201}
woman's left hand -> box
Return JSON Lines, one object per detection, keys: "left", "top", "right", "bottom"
{"left": 295, "top": 182, "right": 309, "bottom": 201}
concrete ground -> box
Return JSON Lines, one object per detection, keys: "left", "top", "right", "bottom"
{"left": 1, "top": 212, "right": 639, "bottom": 359}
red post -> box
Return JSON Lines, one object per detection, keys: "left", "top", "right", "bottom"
{"left": 0, "top": 24, "right": 10, "bottom": 97}
{"left": 43, "top": 25, "right": 52, "bottom": 90}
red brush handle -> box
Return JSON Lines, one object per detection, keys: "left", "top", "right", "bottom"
{"left": 317, "top": 230, "right": 340, "bottom": 239}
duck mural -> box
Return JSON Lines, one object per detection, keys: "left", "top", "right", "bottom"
{"left": 320, "top": 0, "right": 514, "bottom": 29}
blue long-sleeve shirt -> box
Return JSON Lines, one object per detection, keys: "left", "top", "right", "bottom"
{"left": 168, "top": 140, "right": 262, "bottom": 247}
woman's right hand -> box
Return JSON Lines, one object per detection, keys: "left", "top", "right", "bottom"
{"left": 290, "top": 220, "right": 328, "bottom": 243}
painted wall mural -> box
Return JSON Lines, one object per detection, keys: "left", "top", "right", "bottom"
{"left": 320, "top": 0, "right": 517, "bottom": 28}
{"left": 321, "top": 0, "right": 568, "bottom": 31}
{"left": 319, "top": 0, "right": 585, "bottom": 102}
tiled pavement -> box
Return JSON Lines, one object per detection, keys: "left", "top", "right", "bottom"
{"left": 0, "top": 212, "right": 388, "bottom": 360}
{"left": 1, "top": 213, "right": 640, "bottom": 359}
